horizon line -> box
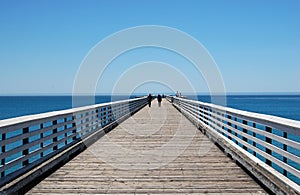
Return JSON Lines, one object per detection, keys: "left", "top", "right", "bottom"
{"left": 1, "top": 92, "right": 300, "bottom": 96}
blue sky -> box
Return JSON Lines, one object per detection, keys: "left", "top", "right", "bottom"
{"left": 0, "top": 0, "right": 299, "bottom": 95}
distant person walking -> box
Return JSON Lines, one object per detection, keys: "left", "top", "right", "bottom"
{"left": 157, "top": 94, "right": 162, "bottom": 107}
{"left": 147, "top": 94, "right": 152, "bottom": 107}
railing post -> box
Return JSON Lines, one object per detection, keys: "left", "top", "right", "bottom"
{"left": 1, "top": 133, "right": 6, "bottom": 177}
{"left": 104, "top": 107, "right": 108, "bottom": 126}
{"left": 22, "top": 127, "right": 29, "bottom": 166}
{"left": 106, "top": 106, "right": 110, "bottom": 124}
{"left": 252, "top": 123, "right": 256, "bottom": 157}
{"left": 85, "top": 111, "right": 93, "bottom": 132}
{"left": 204, "top": 107, "right": 208, "bottom": 125}
{"left": 109, "top": 105, "right": 113, "bottom": 122}
{"left": 40, "top": 124, "right": 44, "bottom": 158}
{"left": 100, "top": 107, "right": 104, "bottom": 127}
{"left": 72, "top": 115, "right": 77, "bottom": 141}
{"left": 105, "top": 107, "right": 109, "bottom": 125}
{"left": 201, "top": 106, "right": 204, "bottom": 123}
{"left": 208, "top": 108, "right": 212, "bottom": 126}
{"left": 64, "top": 118, "right": 68, "bottom": 145}
{"left": 265, "top": 126, "right": 272, "bottom": 166}
{"left": 242, "top": 120, "right": 248, "bottom": 151}
{"left": 96, "top": 108, "right": 100, "bottom": 128}
{"left": 283, "top": 131, "right": 287, "bottom": 176}
{"left": 222, "top": 113, "right": 226, "bottom": 136}
{"left": 234, "top": 117, "right": 238, "bottom": 144}
{"left": 197, "top": 105, "right": 200, "bottom": 121}
{"left": 227, "top": 115, "right": 232, "bottom": 140}
{"left": 85, "top": 112, "right": 89, "bottom": 134}
{"left": 220, "top": 112, "right": 224, "bottom": 136}
{"left": 53, "top": 120, "right": 58, "bottom": 151}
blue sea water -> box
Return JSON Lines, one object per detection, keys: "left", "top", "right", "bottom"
{"left": 195, "top": 95, "right": 300, "bottom": 121}
{"left": 0, "top": 95, "right": 299, "bottom": 121}
{"left": 0, "top": 95, "right": 136, "bottom": 120}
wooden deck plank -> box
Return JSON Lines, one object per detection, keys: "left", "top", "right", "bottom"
{"left": 27, "top": 99, "right": 267, "bottom": 194}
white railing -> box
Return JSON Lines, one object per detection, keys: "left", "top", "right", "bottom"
{"left": 0, "top": 97, "right": 147, "bottom": 187}
{"left": 168, "top": 96, "right": 300, "bottom": 193}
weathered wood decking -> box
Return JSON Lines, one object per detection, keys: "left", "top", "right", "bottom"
{"left": 27, "top": 100, "right": 267, "bottom": 194}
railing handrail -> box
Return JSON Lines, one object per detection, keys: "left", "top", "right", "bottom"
{"left": 173, "top": 96, "right": 300, "bottom": 135}
{"left": 0, "top": 96, "right": 146, "bottom": 130}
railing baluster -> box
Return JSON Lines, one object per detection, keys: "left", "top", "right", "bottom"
{"left": 85, "top": 112, "right": 89, "bottom": 134}
{"left": 64, "top": 118, "right": 68, "bottom": 146}
{"left": 234, "top": 117, "right": 238, "bottom": 144}
{"left": 1, "top": 132, "right": 6, "bottom": 177}
{"left": 220, "top": 112, "right": 224, "bottom": 136}
{"left": 22, "top": 127, "right": 29, "bottom": 166}
{"left": 40, "top": 123, "right": 44, "bottom": 158}
{"left": 227, "top": 115, "right": 232, "bottom": 140}
{"left": 221, "top": 112, "right": 225, "bottom": 137}
{"left": 96, "top": 109, "right": 99, "bottom": 128}
{"left": 265, "top": 126, "right": 272, "bottom": 166}
{"left": 52, "top": 120, "right": 58, "bottom": 151}
{"left": 242, "top": 120, "right": 248, "bottom": 151}
{"left": 72, "top": 115, "right": 77, "bottom": 141}
{"left": 205, "top": 107, "right": 208, "bottom": 124}
{"left": 283, "top": 131, "right": 287, "bottom": 176}
{"left": 252, "top": 123, "right": 256, "bottom": 157}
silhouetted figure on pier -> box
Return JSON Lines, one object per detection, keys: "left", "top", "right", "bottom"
{"left": 147, "top": 94, "right": 152, "bottom": 107}
{"left": 157, "top": 94, "right": 162, "bottom": 107}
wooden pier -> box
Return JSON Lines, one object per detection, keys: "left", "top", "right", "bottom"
{"left": 0, "top": 97, "right": 299, "bottom": 194}
{"left": 26, "top": 100, "right": 267, "bottom": 194}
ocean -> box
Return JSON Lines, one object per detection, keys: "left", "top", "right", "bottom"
{"left": 195, "top": 95, "right": 300, "bottom": 121}
{"left": 0, "top": 95, "right": 137, "bottom": 120}
{"left": 0, "top": 95, "right": 299, "bottom": 121}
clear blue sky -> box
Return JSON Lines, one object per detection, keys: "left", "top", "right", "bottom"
{"left": 0, "top": 0, "right": 299, "bottom": 95}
